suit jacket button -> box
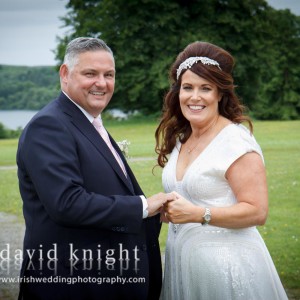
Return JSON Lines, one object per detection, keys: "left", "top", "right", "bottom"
{"left": 142, "top": 244, "right": 147, "bottom": 251}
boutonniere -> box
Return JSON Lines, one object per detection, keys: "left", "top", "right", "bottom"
{"left": 117, "top": 140, "right": 130, "bottom": 158}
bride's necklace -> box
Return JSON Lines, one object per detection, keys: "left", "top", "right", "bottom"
{"left": 187, "top": 115, "right": 219, "bottom": 154}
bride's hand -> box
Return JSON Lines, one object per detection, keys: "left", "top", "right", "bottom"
{"left": 164, "top": 192, "right": 202, "bottom": 224}
{"left": 159, "top": 191, "right": 177, "bottom": 223}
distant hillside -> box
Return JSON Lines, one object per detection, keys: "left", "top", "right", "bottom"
{"left": 0, "top": 65, "right": 60, "bottom": 110}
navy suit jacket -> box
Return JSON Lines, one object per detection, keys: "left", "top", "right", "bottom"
{"left": 17, "top": 92, "right": 162, "bottom": 300}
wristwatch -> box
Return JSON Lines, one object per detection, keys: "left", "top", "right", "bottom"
{"left": 202, "top": 207, "right": 211, "bottom": 225}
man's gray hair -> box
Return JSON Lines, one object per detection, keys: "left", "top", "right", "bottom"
{"left": 63, "top": 37, "right": 114, "bottom": 69}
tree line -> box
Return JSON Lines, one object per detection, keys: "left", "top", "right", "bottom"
{"left": 1, "top": 0, "right": 299, "bottom": 120}
{"left": 0, "top": 65, "right": 60, "bottom": 110}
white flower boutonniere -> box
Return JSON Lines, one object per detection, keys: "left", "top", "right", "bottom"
{"left": 117, "top": 140, "right": 131, "bottom": 158}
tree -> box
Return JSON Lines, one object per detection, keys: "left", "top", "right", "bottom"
{"left": 55, "top": 0, "right": 300, "bottom": 119}
{"left": 254, "top": 9, "right": 300, "bottom": 119}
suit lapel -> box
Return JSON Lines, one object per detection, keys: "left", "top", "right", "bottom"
{"left": 57, "top": 93, "right": 134, "bottom": 193}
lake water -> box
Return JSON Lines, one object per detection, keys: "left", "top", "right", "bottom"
{"left": 0, "top": 110, "right": 38, "bottom": 130}
{"left": 0, "top": 109, "right": 129, "bottom": 130}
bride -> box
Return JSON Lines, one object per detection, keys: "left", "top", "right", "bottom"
{"left": 155, "top": 41, "right": 288, "bottom": 300}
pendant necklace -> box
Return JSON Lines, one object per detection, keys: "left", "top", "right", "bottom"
{"left": 187, "top": 115, "right": 219, "bottom": 154}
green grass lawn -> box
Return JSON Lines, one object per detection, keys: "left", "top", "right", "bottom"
{"left": 0, "top": 139, "right": 18, "bottom": 166}
{"left": 0, "top": 120, "right": 299, "bottom": 297}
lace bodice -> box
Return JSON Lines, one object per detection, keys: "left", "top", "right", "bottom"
{"left": 162, "top": 124, "right": 263, "bottom": 208}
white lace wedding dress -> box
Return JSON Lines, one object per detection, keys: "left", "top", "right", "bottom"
{"left": 160, "top": 124, "right": 288, "bottom": 300}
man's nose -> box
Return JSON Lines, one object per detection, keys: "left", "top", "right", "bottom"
{"left": 95, "top": 75, "right": 106, "bottom": 87}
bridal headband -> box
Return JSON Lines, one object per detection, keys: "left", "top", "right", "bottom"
{"left": 176, "top": 56, "right": 221, "bottom": 80}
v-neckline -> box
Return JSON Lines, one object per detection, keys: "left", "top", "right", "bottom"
{"left": 175, "top": 123, "right": 234, "bottom": 182}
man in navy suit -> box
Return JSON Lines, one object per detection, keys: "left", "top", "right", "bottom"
{"left": 17, "top": 37, "right": 170, "bottom": 300}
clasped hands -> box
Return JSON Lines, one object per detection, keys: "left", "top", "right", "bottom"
{"left": 147, "top": 191, "right": 197, "bottom": 223}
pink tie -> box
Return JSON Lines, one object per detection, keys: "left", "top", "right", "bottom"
{"left": 92, "top": 118, "right": 127, "bottom": 177}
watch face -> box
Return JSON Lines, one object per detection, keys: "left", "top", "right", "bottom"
{"left": 204, "top": 215, "right": 211, "bottom": 222}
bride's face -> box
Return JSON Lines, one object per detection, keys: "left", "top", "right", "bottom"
{"left": 179, "top": 70, "right": 221, "bottom": 127}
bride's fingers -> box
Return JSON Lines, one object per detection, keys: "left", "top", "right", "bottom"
{"left": 165, "top": 192, "right": 177, "bottom": 201}
{"left": 172, "top": 191, "right": 182, "bottom": 198}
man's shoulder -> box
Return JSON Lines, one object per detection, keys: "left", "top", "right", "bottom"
{"left": 21, "top": 95, "right": 67, "bottom": 134}
{"left": 33, "top": 91, "right": 77, "bottom": 120}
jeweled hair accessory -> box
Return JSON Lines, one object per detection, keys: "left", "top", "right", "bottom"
{"left": 176, "top": 56, "right": 221, "bottom": 80}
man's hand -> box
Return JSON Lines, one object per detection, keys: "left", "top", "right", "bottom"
{"left": 147, "top": 192, "right": 175, "bottom": 217}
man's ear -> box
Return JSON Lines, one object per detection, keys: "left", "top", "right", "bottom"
{"left": 59, "top": 64, "right": 68, "bottom": 83}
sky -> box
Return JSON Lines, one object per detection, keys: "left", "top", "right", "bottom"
{"left": 0, "top": 0, "right": 299, "bottom": 67}
{"left": 0, "top": 0, "right": 70, "bottom": 66}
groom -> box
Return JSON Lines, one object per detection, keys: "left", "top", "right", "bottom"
{"left": 17, "top": 37, "right": 169, "bottom": 300}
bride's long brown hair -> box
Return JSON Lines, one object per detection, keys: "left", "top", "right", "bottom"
{"left": 155, "top": 41, "right": 252, "bottom": 168}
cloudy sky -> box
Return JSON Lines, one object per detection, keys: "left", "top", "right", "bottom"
{"left": 0, "top": 0, "right": 299, "bottom": 67}
{"left": 0, "top": 0, "right": 69, "bottom": 66}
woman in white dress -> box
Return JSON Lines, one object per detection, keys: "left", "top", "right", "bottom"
{"left": 155, "top": 41, "right": 288, "bottom": 300}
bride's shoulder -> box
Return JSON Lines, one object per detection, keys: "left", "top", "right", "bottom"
{"left": 223, "top": 122, "right": 252, "bottom": 138}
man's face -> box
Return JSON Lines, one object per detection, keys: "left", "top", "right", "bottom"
{"left": 60, "top": 50, "right": 115, "bottom": 117}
